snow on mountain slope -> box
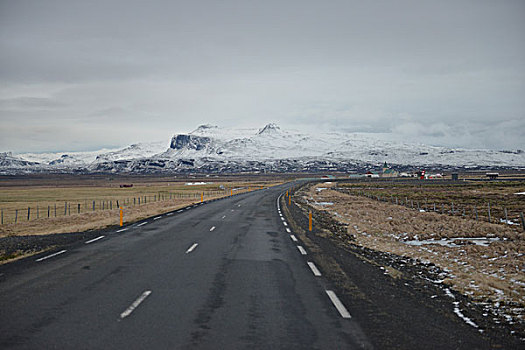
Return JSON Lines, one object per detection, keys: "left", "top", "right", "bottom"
{"left": 18, "top": 148, "right": 120, "bottom": 166}
{"left": 158, "top": 123, "right": 525, "bottom": 167}
{"left": 93, "top": 141, "right": 168, "bottom": 163}
{"left": 2, "top": 123, "right": 524, "bottom": 174}
{"left": 16, "top": 141, "right": 167, "bottom": 167}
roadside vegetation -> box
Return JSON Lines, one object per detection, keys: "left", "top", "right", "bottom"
{"left": 0, "top": 176, "right": 282, "bottom": 237}
{"left": 300, "top": 179, "right": 524, "bottom": 338}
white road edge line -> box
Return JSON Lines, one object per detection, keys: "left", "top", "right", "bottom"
{"left": 285, "top": 228, "right": 291, "bottom": 233}
{"left": 85, "top": 236, "right": 105, "bottom": 244}
{"left": 153, "top": 216, "right": 162, "bottom": 220}
{"left": 137, "top": 222, "right": 148, "bottom": 227}
{"left": 307, "top": 262, "right": 322, "bottom": 276}
{"left": 120, "top": 290, "right": 152, "bottom": 319}
{"left": 186, "top": 243, "right": 199, "bottom": 254}
{"left": 222, "top": 215, "right": 226, "bottom": 219}
{"left": 326, "top": 290, "right": 352, "bottom": 318}
{"left": 290, "top": 235, "right": 298, "bottom": 242}
{"left": 297, "top": 246, "right": 307, "bottom": 255}
{"left": 210, "top": 226, "right": 216, "bottom": 232}
{"left": 36, "top": 250, "right": 67, "bottom": 262}
{"left": 116, "top": 228, "right": 128, "bottom": 233}
{"left": 177, "top": 210, "right": 184, "bottom": 213}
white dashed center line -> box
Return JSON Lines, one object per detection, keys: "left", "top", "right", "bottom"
{"left": 85, "top": 236, "right": 105, "bottom": 244}
{"left": 285, "top": 228, "right": 291, "bottom": 233}
{"left": 116, "top": 228, "right": 128, "bottom": 233}
{"left": 307, "top": 262, "right": 322, "bottom": 276}
{"left": 210, "top": 226, "right": 216, "bottom": 232}
{"left": 222, "top": 215, "right": 226, "bottom": 219}
{"left": 186, "top": 243, "right": 199, "bottom": 254}
{"left": 36, "top": 250, "right": 67, "bottom": 262}
{"left": 297, "top": 246, "right": 307, "bottom": 255}
{"left": 120, "top": 290, "right": 152, "bottom": 319}
{"left": 283, "top": 222, "right": 288, "bottom": 226}
{"left": 326, "top": 290, "right": 352, "bottom": 318}
{"left": 290, "top": 235, "right": 298, "bottom": 242}
{"left": 137, "top": 222, "right": 148, "bottom": 227}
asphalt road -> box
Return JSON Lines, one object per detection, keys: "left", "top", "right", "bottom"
{"left": 0, "top": 184, "right": 372, "bottom": 349}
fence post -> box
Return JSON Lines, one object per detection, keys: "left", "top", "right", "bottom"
{"left": 117, "top": 200, "right": 120, "bottom": 208}
{"left": 520, "top": 212, "right": 525, "bottom": 231}
{"left": 1, "top": 209, "right": 3, "bottom": 224}
{"left": 504, "top": 208, "right": 508, "bottom": 224}
{"left": 37, "top": 206, "right": 39, "bottom": 219}
{"left": 474, "top": 207, "right": 478, "bottom": 221}
{"left": 64, "top": 202, "right": 67, "bottom": 215}
{"left": 54, "top": 204, "right": 57, "bottom": 217}
{"left": 68, "top": 203, "right": 70, "bottom": 215}
{"left": 488, "top": 202, "right": 492, "bottom": 223}
{"left": 15, "top": 209, "right": 18, "bottom": 223}
{"left": 451, "top": 202, "right": 454, "bottom": 214}
{"left": 48, "top": 206, "right": 50, "bottom": 217}
{"left": 27, "top": 207, "right": 30, "bottom": 221}
{"left": 77, "top": 204, "right": 80, "bottom": 214}
{"left": 433, "top": 203, "right": 436, "bottom": 212}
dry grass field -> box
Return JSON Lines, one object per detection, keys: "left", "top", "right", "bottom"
{"left": 338, "top": 179, "right": 525, "bottom": 226}
{"left": 0, "top": 175, "right": 283, "bottom": 237}
{"left": 303, "top": 181, "right": 524, "bottom": 330}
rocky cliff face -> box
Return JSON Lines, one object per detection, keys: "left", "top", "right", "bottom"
{"left": 170, "top": 134, "right": 211, "bottom": 151}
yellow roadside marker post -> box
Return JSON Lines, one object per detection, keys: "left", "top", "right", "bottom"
{"left": 120, "top": 207, "right": 123, "bottom": 227}
{"left": 309, "top": 211, "right": 312, "bottom": 232}
{"left": 288, "top": 194, "right": 291, "bottom": 206}
{"left": 201, "top": 192, "right": 204, "bottom": 203}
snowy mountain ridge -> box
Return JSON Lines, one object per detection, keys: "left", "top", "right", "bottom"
{"left": 2, "top": 123, "right": 524, "bottom": 174}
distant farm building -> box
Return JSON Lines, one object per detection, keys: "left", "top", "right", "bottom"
{"left": 486, "top": 172, "right": 499, "bottom": 180}
{"left": 119, "top": 184, "right": 133, "bottom": 188}
{"left": 381, "top": 162, "right": 398, "bottom": 177}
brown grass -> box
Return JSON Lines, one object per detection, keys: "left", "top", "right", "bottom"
{"left": 305, "top": 183, "right": 525, "bottom": 324}
{"left": 0, "top": 178, "right": 282, "bottom": 237}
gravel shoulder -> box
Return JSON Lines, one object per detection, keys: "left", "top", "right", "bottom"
{"left": 281, "top": 182, "right": 524, "bottom": 349}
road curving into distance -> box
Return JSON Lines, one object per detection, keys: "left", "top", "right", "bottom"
{"left": 0, "top": 181, "right": 518, "bottom": 349}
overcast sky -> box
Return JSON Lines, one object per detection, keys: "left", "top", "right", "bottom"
{"left": 1, "top": 0, "right": 524, "bottom": 153}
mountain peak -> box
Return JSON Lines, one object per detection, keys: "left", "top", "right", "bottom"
{"left": 258, "top": 123, "right": 281, "bottom": 135}
{"left": 195, "top": 124, "right": 218, "bottom": 131}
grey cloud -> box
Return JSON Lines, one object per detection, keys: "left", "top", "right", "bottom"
{"left": 1, "top": 0, "right": 524, "bottom": 152}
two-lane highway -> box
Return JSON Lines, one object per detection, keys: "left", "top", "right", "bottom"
{"left": 0, "top": 185, "right": 370, "bottom": 349}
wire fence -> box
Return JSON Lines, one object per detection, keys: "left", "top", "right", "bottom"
{"left": 0, "top": 189, "right": 240, "bottom": 225}
{"left": 335, "top": 188, "right": 525, "bottom": 231}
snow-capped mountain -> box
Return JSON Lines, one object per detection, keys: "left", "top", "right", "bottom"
{"left": 2, "top": 124, "right": 524, "bottom": 174}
